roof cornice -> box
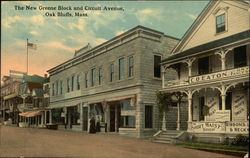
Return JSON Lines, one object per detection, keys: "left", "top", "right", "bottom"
{"left": 47, "top": 25, "right": 178, "bottom": 75}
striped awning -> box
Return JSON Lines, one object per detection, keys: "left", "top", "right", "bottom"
{"left": 19, "top": 111, "right": 41, "bottom": 117}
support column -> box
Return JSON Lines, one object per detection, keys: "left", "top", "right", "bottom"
{"left": 176, "top": 102, "right": 181, "bottom": 131}
{"left": 106, "top": 104, "right": 110, "bottom": 132}
{"left": 161, "top": 111, "right": 166, "bottom": 131}
{"left": 184, "top": 58, "right": 196, "bottom": 77}
{"left": 87, "top": 104, "right": 90, "bottom": 133}
{"left": 49, "top": 110, "right": 52, "bottom": 124}
{"left": 44, "top": 111, "right": 47, "bottom": 124}
{"left": 215, "top": 48, "right": 232, "bottom": 71}
{"left": 162, "top": 69, "right": 166, "bottom": 89}
{"left": 188, "top": 96, "right": 192, "bottom": 122}
{"left": 115, "top": 105, "right": 118, "bottom": 132}
{"left": 80, "top": 103, "right": 83, "bottom": 131}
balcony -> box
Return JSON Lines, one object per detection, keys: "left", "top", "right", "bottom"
{"left": 164, "top": 66, "right": 249, "bottom": 89}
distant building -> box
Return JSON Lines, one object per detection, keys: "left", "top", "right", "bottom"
{"left": 47, "top": 26, "right": 179, "bottom": 137}
{"left": 160, "top": 0, "right": 249, "bottom": 143}
{"left": 0, "top": 70, "right": 26, "bottom": 125}
{"left": 18, "top": 74, "right": 48, "bottom": 127}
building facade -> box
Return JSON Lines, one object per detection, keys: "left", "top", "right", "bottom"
{"left": 18, "top": 75, "right": 48, "bottom": 128}
{"left": 47, "top": 26, "right": 179, "bottom": 138}
{"left": 161, "top": 0, "right": 249, "bottom": 143}
{"left": 0, "top": 70, "right": 26, "bottom": 125}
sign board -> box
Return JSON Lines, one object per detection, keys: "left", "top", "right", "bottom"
{"left": 190, "top": 66, "right": 249, "bottom": 83}
{"left": 232, "top": 92, "right": 247, "bottom": 121}
{"left": 190, "top": 122, "right": 225, "bottom": 133}
{"left": 225, "top": 122, "right": 249, "bottom": 134}
{"left": 215, "top": 110, "right": 230, "bottom": 122}
{"left": 205, "top": 96, "right": 218, "bottom": 121}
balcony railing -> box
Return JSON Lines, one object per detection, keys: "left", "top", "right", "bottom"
{"left": 165, "top": 79, "right": 189, "bottom": 87}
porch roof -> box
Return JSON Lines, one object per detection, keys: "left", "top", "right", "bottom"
{"left": 161, "top": 30, "right": 250, "bottom": 64}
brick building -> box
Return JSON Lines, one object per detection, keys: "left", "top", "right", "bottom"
{"left": 47, "top": 26, "right": 179, "bottom": 138}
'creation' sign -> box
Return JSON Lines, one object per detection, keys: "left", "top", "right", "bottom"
{"left": 190, "top": 66, "right": 249, "bottom": 83}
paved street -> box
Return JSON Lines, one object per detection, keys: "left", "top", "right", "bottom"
{"left": 0, "top": 126, "right": 239, "bottom": 158}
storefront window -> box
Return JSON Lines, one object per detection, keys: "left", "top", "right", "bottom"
{"left": 120, "top": 99, "right": 135, "bottom": 110}
{"left": 121, "top": 116, "right": 135, "bottom": 128}
{"left": 52, "top": 108, "right": 64, "bottom": 124}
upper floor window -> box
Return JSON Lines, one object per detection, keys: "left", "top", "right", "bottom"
{"left": 76, "top": 74, "right": 80, "bottom": 90}
{"left": 59, "top": 80, "right": 63, "bottom": 94}
{"left": 198, "top": 56, "right": 210, "bottom": 75}
{"left": 128, "top": 56, "right": 134, "bottom": 77}
{"left": 216, "top": 14, "right": 225, "bottom": 33}
{"left": 91, "top": 68, "right": 96, "bottom": 87}
{"left": 154, "top": 55, "right": 161, "bottom": 78}
{"left": 85, "top": 72, "right": 88, "bottom": 88}
{"left": 67, "top": 78, "right": 70, "bottom": 92}
{"left": 71, "top": 75, "right": 75, "bottom": 91}
{"left": 55, "top": 80, "right": 58, "bottom": 95}
{"left": 110, "top": 63, "right": 114, "bottom": 82}
{"left": 119, "top": 58, "right": 125, "bottom": 80}
{"left": 98, "top": 67, "right": 103, "bottom": 85}
{"left": 52, "top": 83, "right": 55, "bottom": 96}
{"left": 234, "top": 45, "right": 247, "bottom": 68}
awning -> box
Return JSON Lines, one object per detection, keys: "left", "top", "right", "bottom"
{"left": 3, "top": 93, "right": 18, "bottom": 100}
{"left": 19, "top": 111, "right": 41, "bottom": 117}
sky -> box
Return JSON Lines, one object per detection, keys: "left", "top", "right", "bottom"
{"left": 1, "top": 1, "right": 209, "bottom": 79}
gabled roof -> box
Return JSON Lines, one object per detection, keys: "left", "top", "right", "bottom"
{"left": 171, "top": 0, "right": 214, "bottom": 54}
{"left": 162, "top": 30, "right": 250, "bottom": 63}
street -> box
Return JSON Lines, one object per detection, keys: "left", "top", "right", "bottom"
{"left": 0, "top": 126, "right": 239, "bottom": 158}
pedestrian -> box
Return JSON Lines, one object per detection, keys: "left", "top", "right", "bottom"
{"left": 96, "top": 116, "right": 101, "bottom": 132}
{"left": 89, "top": 116, "right": 96, "bottom": 134}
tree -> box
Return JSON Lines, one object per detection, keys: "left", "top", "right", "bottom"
{"left": 156, "top": 91, "right": 173, "bottom": 129}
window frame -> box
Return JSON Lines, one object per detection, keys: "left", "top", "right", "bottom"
{"left": 76, "top": 74, "right": 80, "bottom": 90}
{"left": 98, "top": 67, "right": 103, "bottom": 85}
{"left": 91, "top": 67, "right": 96, "bottom": 87}
{"left": 118, "top": 57, "right": 125, "bottom": 80}
{"left": 85, "top": 72, "right": 88, "bottom": 88}
{"left": 110, "top": 63, "right": 114, "bottom": 82}
{"left": 128, "top": 56, "right": 134, "bottom": 77}
{"left": 216, "top": 13, "right": 226, "bottom": 34}
{"left": 154, "top": 55, "right": 162, "bottom": 78}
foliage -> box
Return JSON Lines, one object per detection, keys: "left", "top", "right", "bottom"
{"left": 156, "top": 91, "right": 173, "bottom": 119}
{"left": 175, "top": 141, "right": 248, "bottom": 153}
{"left": 231, "top": 134, "right": 249, "bottom": 146}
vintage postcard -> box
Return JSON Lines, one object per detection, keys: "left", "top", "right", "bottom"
{"left": 0, "top": 1, "right": 249, "bottom": 157}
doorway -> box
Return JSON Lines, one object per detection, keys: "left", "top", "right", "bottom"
{"left": 109, "top": 103, "right": 121, "bottom": 132}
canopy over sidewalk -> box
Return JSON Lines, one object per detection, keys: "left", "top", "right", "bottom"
{"left": 19, "top": 111, "right": 41, "bottom": 117}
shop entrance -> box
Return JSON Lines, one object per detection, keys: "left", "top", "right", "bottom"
{"left": 109, "top": 103, "right": 121, "bottom": 132}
